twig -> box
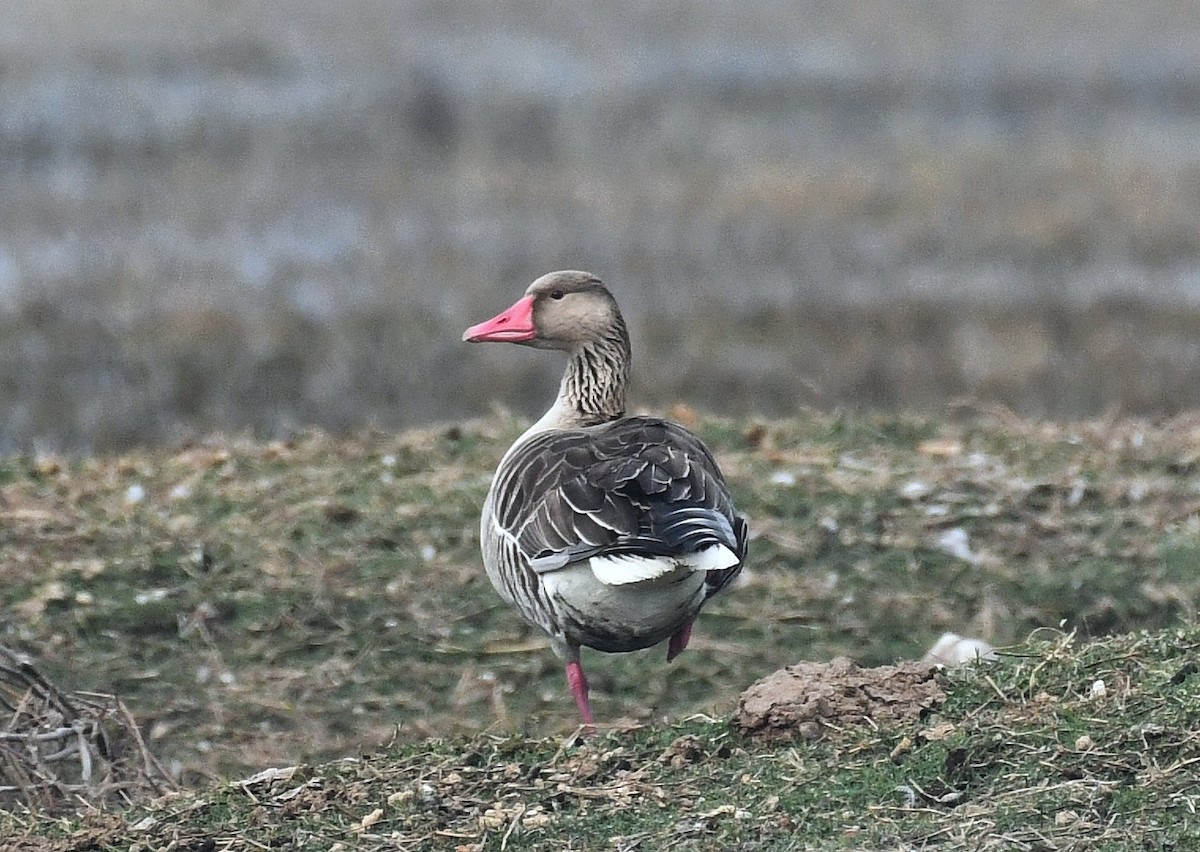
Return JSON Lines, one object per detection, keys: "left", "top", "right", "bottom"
{"left": 0, "top": 641, "right": 176, "bottom": 810}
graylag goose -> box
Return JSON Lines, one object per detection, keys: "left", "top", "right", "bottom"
{"left": 463, "top": 270, "right": 748, "bottom": 726}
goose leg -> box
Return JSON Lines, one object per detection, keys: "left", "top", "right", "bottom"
{"left": 666, "top": 619, "right": 693, "bottom": 662}
{"left": 564, "top": 660, "right": 595, "bottom": 727}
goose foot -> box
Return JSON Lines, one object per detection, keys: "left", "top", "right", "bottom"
{"left": 667, "top": 620, "right": 693, "bottom": 662}
{"left": 565, "top": 660, "right": 596, "bottom": 729}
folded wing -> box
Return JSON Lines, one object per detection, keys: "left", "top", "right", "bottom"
{"left": 494, "top": 417, "right": 748, "bottom": 594}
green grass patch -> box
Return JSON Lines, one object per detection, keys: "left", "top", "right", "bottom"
{"left": 2, "top": 412, "right": 1200, "bottom": 848}
{"left": 8, "top": 627, "right": 1200, "bottom": 849}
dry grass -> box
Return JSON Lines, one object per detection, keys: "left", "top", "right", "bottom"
{"left": 0, "top": 409, "right": 1198, "bottom": 788}
{"left": 1, "top": 410, "right": 1199, "bottom": 847}
{"left": 0, "top": 645, "right": 175, "bottom": 813}
{"left": 4, "top": 625, "right": 1199, "bottom": 850}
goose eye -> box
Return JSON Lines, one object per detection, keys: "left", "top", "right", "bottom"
{"left": 550, "top": 289, "right": 565, "bottom": 300}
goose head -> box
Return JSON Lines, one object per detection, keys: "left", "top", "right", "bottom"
{"left": 463, "top": 270, "right": 622, "bottom": 352}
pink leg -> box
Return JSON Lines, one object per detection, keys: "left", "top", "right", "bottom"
{"left": 667, "top": 619, "right": 694, "bottom": 662}
{"left": 565, "top": 660, "right": 595, "bottom": 727}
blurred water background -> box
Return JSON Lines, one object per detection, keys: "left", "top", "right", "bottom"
{"left": 1, "top": 1, "right": 1198, "bottom": 452}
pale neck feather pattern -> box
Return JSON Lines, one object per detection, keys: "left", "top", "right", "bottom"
{"left": 525, "top": 317, "right": 631, "bottom": 437}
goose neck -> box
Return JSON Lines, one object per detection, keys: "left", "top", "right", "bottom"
{"left": 544, "top": 326, "right": 630, "bottom": 431}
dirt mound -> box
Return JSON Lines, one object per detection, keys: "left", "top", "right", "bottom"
{"left": 733, "top": 657, "right": 946, "bottom": 739}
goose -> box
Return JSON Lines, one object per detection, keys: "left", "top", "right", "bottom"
{"left": 462, "top": 270, "right": 749, "bottom": 726}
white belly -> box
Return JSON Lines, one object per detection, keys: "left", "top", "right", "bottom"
{"left": 540, "top": 562, "right": 707, "bottom": 651}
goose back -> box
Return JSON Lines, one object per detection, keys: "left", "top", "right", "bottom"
{"left": 481, "top": 415, "right": 747, "bottom": 652}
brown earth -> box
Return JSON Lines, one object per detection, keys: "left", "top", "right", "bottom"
{"left": 734, "top": 657, "right": 947, "bottom": 739}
